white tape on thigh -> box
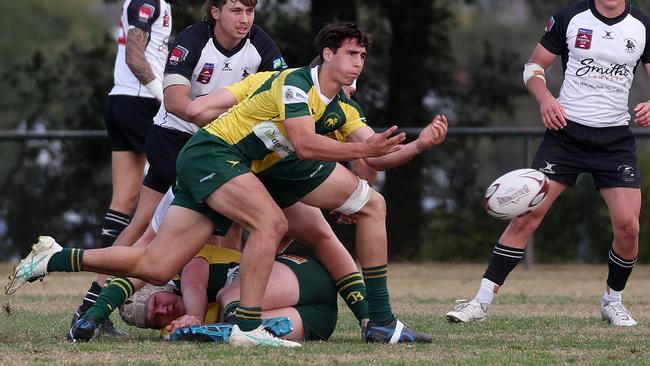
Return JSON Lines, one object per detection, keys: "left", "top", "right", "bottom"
{"left": 335, "top": 178, "right": 371, "bottom": 215}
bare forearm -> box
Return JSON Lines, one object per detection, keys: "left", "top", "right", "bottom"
{"left": 527, "top": 76, "right": 554, "bottom": 105}
{"left": 294, "top": 134, "right": 366, "bottom": 161}
{"left": 164, "top": 91, "right": 194, "bottom": 122}
{"left": 181, "top": 286, "right": 208, "bottom": 323}
{"left": 364, "top": 141, "right": 422, "bottom": 170}
{"left": 186, "top": 90, "right": 237, "bottom": 126}
{"left": 125, "top": 28, "right": 155, "bottom": 85}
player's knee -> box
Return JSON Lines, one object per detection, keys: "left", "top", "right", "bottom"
{"left": 357, "top": 191, "right": 386, "bottom": 218}
{"left": 508, "top": 213, "right": 543, "bottom": 236}
{"left": 614, "top": 218, "right": 639, "bottom": 242}
{"left": 255, "top": 212, "right": 288, "bottom": 242}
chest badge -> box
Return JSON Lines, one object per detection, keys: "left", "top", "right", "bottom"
{"left": 575, "top": 28, "right": 593, "bottom": 49}
{"left": 325, "top": 113, "right": 341, "bottom": 128}
{"left": 197, "top": 63, "right": 215, "bottom": 84}
{"left": 624, "top": 38, "right": 637, "bottom": 54}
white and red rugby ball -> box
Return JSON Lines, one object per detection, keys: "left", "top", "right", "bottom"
{"left": 484, "top": 168, "right": 549, "bottom": 220}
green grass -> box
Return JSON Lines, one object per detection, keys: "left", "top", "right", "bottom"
{"left": 2, "top": 263, "right": 650, "bottom": 365}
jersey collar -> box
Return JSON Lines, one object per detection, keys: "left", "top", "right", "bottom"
{"left": 588, "top": 0, "right": 630, "bottom": 26}
{"left": 311, "top": 65, "right": 334, "bottom": 105}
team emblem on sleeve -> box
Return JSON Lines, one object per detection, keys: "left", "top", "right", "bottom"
{"left": 138, "top": 4, "right": 155, "bottom": 22}
{"left": 544, "top": 17, "right": 555, "bottom": 33}
{"left": 169, "top": 46, "right": 189, "bottom": 65}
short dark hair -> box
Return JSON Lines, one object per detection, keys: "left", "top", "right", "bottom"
{"left": 203, "top": 0, "right": 258, "bottom": 25}
{"left": 313, "top": 22, "right": 371, "bottom": 59}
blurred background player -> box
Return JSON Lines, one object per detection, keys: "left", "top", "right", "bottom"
{"left": 96, "top": 0, "right": 174, "bottom": 336}
{"left": 446, "top": 0, "right": 650, "bottom": 327}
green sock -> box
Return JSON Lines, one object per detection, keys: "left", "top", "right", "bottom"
{"left": 234, "top": 306, "right": 262, "bottom": 332}
{"left": 223, "top": 301, "right": 239, "bottom": 323}
{"left": 363, "top": 265, "right": 395, "bottom": 326}
{"left": 46, "top": 248, "right": 84, "bottom": 272}
{"left": 336, "top": 272, "right": 369, "bottom": 324}
{"left": 84, "top": 277, "right": 134, "bottom": 324}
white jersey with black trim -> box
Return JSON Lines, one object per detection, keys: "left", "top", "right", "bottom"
{"left": 153, "top": 22, "right": 287, "bottom": 134}
{"left": 110, "top": 0, "right": 172, "bottom": 98}
{"left": 541, "top": 0, "right": 650, "bottom": 127}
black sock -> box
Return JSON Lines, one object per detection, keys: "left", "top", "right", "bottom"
{"left": 483, "top": 243, "right": 524, "bottom": 286}
{"left": 100, "top": 209, "right": 130, "bottom": 248}
{"left": 78, "top": 281, "right": 102, "bottom": 315}
{"left": 607, "top": 248, "right": 636, "bottom": 291}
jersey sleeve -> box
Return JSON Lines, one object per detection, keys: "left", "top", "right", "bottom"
{"left": 539, "top": 10, "right": 568, "bottom": 55}
{"left": 336, "top": 99, "right": 368, "bottom": 140}
{"left": 126, "top": 0, "right": 160, "bottom": 33}
{"left": 632, "top": 7, "right": 650, "bottom": 63}
{"left": 163, "top": 23, "right": 208, "bottom": 83}
{"left": 282, "top": 71, "right": 312, "bottom": 119}
{"left": 249, "top": 25, "right": 287, "bottom": 71}
{"left": 225, "top": 71, "right": 276, "bottom": 102}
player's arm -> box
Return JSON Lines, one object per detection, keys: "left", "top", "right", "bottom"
{"left": 283, "top": 116, "right": 405, "bottom": 161}
{"left": 166, "top": 257, "right": 209, "bottom": 332}
{"left": 185, "top": 89, "right": 238, "bottom": 125}
{"left": 525, "top": 44, "right": 565, "bottom": 130}
{"left": 344, "top": 115, "right": 448, "bottom": 171}
{"left": 633, "top": 63, "right": 650, "bottom": 126}
{"left": 125, "top": 0, "right": 162, "bottom": 100}
{"left": 350, "top": 159, "right": 377, "bottom": 186}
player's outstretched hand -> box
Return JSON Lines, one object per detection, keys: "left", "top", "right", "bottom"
{"left": 416, "top": 114, "right": 448, "bottom": 151}
{"left": 166, "top": 314, "right": 202, "bottom": 334}
{"left": 539, "top": 96, "right": 567, "bottom": 130}
{"left": 634, "top": 101, "right": 650, "bottom": 127}
{"left": 363, "top": 126, "right": 405, "bottom": 157}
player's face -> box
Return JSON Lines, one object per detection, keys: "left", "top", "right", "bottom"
{"left": 327, "top": 39, "right": 367, "bottom": 87}
{"left": 146, "top": 291, "right": 184, "bottom": 329}
{"left": 595, "top": 0, "right": 626, "bottom": 12}
{"left": 213, "top": 1, "right": 255, "bottom": 43}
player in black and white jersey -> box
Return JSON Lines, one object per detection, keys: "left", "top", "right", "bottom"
{"left": 68, "top": 0, "right": 285, "bottom": 340}
{"left": 93, "top": 0, "right": 174, "bottom": 337}
{"left": 113, "top": 0, "right": 286, "bottom": 252}
{"left": 447, "top": 0, "right": 650, "bottom": 327}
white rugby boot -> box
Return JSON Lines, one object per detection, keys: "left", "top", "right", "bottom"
{"left": 601, "top": 301, "right": 637, "bottom": 327}
{"left": 228, "top": 325, "right": 301, "bottom": 347}
{"left": 5, "top": 236, "right": 63, "bottom": 295}
{"left": 446, "top": 299, "right": 489, "bottom": 323}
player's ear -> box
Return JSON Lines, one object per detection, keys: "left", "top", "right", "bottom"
{"left": 323, "top": 47, "right": 334, "bottom": 62}
{"left": 211, "top": 5, "right": 220, "bottom": 21}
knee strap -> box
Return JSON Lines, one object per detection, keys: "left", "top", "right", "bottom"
{"left": 335, "top": 178, "right": 372, "bottom": 215}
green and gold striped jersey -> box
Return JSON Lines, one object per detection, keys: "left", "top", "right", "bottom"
{"left": 205, "top": 66, "right": 367, "bottom": 172}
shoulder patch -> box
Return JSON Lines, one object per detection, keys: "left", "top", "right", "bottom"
{"left": 138, "top": 4, "right": 155, "bottom": 22}
{"left": 169, "top": 45, "right": 189, "bottom": 65}
{"left": 282, "top": 85, "right": 309, "bottom": 104}
{"left": 273, "top": 57, "right": 287, "bottom": 70}
{"left": 544, "top": 16, "right": 555, "bottom": 33}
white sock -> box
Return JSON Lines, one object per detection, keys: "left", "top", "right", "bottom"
{"left": 603, "top": 288, "right": 622, "bottom": 304}
{"left": 473, "top": 278, "right": 500, "bottom": 304}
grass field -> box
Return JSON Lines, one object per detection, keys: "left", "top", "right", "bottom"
{"left": 1, "top": 262, "right": 650, "bottom": 365}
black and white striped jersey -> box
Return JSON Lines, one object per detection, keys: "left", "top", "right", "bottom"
{"left": 540, "top": 0, "right": 650, "bottom": 127}
{"left": 110, "top": 0, "right": 172, "bottom": 98}
{"left": 153, "top": 22, "right": 286, "bottom": 134}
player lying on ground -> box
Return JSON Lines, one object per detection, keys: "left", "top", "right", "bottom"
{"left": 118, "top": 245, "right": 338, "bottom": 342}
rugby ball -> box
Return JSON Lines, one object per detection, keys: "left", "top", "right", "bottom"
{"left": 484, "top": 168, "right": 549, "bottom": 220}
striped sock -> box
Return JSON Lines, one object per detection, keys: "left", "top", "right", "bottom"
{"left": 336, "top": 272, "right": 369, "bottom": 323}
{"left": 84, "top": 277, "right": 134, "bottom": 324}
{"left": 100, "top": 209, "right": 131, "bottom": 248}
{"left": 234, "top": 306, "right": 262, "bottom": 332}
{"left": 78, "top": 281, "right": 103, "bottom": 315}
{"left": 46, "top": 248, "right": 84, "bottom": 272}
{"left": 222, "top": 301, "right": 239, "bottom": 323}
{"left": 362, "top": 265, "right": 394, "bottom": 326}
{"left": 606, "top": 248, "right": 636, "bottom": 292}
{"left": 482, "top": 243, "right": 524, "bottom": 286}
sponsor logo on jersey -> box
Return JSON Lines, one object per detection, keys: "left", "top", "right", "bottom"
{"left": 282, "top": 86, "right": 308, "bottom": 104}
{"left": 197, "top": 63, "right": 215, "bottom": 84}
{"left": 575, "top": 28, "right": 593, "bottom": 49}
{"left": 241, "top": 66, "right": 252, "bottom": 79}
{"left": 602, "top": 30, "right": 614, "bottom": 40}
{"left": 624, "top": 38, "right": 637, "bottom": 54}
{"left": 163, "top": 10, "right": 170, "bottom": 27}
{"left": 138, "top": 4, "right": 155, "bottom": 23}
{"left": 273, "top": 57, "right": 287, "bottom": 70}
{"left": 544, "top": 16, "right": 555, "bottom": 33}
{"left": 277, "top": 254, "right": 307, "bottom": 264}
{"left": 575, "top": 58, "right": 628, "bottom": 78}
{"left": 253, "top": 121, "right": 295, "bottom": 157}
{"left": 222, "top": 61, "right": 232, "bottom": 71}
{"left": 169, "top": 45, "right": 189, "bottom": 65}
